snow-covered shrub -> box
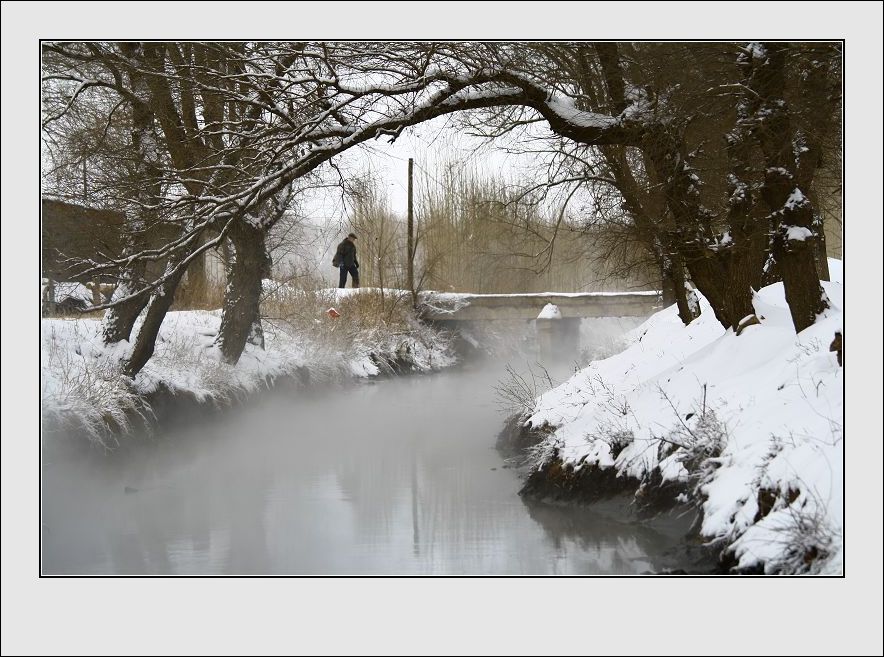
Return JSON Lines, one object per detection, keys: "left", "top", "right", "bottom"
{"left": 593, "top": 421, "right": 635, "bottom": 460}
{"left": 658, "top": 399, "right": 728, "bottom": 498}
{"left": 739, "top": 487, "right": 838, "bottom": 575}
{"left": 765, "top": 506, "right": 837, "bottom": 575}
{"left": 523, "top": 432, "right": 563, "bottom": 469}
{"left": 494, "top": 362, "right": 554, "bottom": 417}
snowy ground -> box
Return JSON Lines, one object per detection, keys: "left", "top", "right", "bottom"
{"left": 523, "top": 261, "right": 844, "bottom": 574}
{"left": 41, "top": 286, "right": 456, "bottom": 444}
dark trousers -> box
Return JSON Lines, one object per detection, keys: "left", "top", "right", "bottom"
{"left": 338, "top": 264, "right": 359, "bottom": 288}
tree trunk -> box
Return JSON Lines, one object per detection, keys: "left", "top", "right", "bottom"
{"left": 593, "top": 46, "right": 702, "bottom": 326}
{"left": 769, "top": 188, "right": 829, "bottom": 331}
{"left": 102, "top": 43, "right": 159, "bottom": 346}
{"left": 751, "top": 43, "right": 829, "bottom": 332}
{"left": 666, "top": 252, "right": 700, "bottom": 325}
{"left": 814, "top": 211, "right": 831, "bottom": 281}
{"left": 681, "top": 252, "right": 755, "bottom": 330}
{"left": 101, "top": 258, "right": 151, "bottom": 344}
{"left": 122, "top": 259, "right": 188, "bottom": 378}
{"left": 215, "top": 221, "right": 271, "bottom": 365}
{"left": 643, "top": 130, "right": 754, "bottom": 331}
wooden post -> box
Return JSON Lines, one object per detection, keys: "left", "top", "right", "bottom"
{"left": 44, "top": 277, "right": 56, "bottom": 316}
{"left": 407, "top": 157, "right": 415, "bottom": 307}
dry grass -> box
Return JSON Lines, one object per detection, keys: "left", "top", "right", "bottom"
{"left": 41, "top": 322, "right": 150, "bottom": 447}
{"left": 493, "top": 362, "right": 554, "bottom": 417}
{"left": 264, "top": 285, "right": 413, "bottom": 345}
{"left": 262, "top": 283, "right": 453, "bottom": 375}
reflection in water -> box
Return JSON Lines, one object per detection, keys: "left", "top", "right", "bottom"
{"left": 521, "top": 497, "right": 705, "bottom": 575}
{"left": 42, "top": 352, "right": 698, "bottom": 575}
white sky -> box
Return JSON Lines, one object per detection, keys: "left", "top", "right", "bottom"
{"left": 303, "top": 112, "right": 553, "bottom": 226}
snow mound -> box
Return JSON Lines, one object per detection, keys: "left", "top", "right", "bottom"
{"left": 537, "top": 303, "right": 562, "bottom": 319}
{"left": 525, "top": 271, "right": 843, "bottom": 574}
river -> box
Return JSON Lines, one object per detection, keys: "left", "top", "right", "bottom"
{"left": 42, "top": 349, "right": 700, "bottom": 575}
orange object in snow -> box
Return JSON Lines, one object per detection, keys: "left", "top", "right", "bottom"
{"left": 326, "top": 307, "right": 341, "bottom": 319}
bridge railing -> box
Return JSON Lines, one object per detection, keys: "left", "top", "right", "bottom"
{"left": 418, "top": 291, "right": 663, "bottom": 321}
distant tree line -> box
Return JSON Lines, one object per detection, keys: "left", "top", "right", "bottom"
{"left": 347, "top": 164, "right": 656, "bottom": 294}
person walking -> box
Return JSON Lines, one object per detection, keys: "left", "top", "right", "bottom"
{"left": 333, "top": 232, "right": 360, "bottom": 288}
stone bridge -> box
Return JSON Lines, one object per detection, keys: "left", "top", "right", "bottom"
{"left": 418, "top": 291, "right": 661, "bottom": 321}
{"left": 418, "top": 291, "right": 662, "bottom": 360}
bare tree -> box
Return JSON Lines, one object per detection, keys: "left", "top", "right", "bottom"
{"left": 444, "top": 41, "right": 840, "bottom": 330}
{"left": 42, "top": 41, "right": 841, "bottom": 379}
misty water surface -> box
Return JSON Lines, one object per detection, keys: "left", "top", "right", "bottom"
{"left": 42, "top": 322, "right": 702, "bottom": 575}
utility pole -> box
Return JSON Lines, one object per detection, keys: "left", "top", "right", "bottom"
{"left": 407, "top": 157, "right": 415, "bottom": 306}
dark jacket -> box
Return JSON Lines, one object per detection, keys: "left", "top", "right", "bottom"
{"left": 333, "top": 238, "right": 358, "bottom": 268}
